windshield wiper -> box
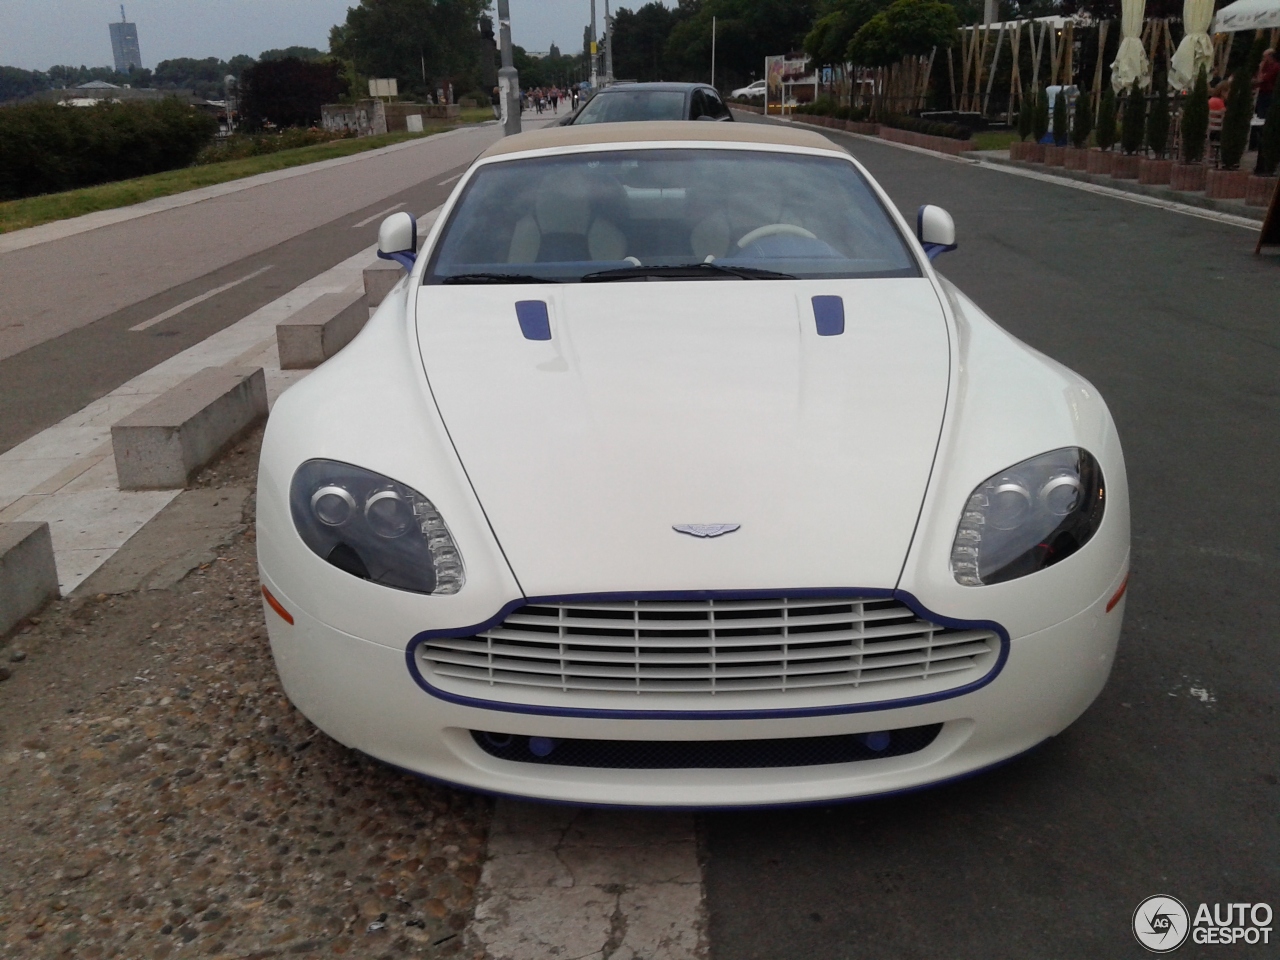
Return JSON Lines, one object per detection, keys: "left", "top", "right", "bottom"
{"left": 439, "top": 273, "right": 561, "bottom": 284}
{"left": 581, "top": 262, "right": 796, "bottom": 282}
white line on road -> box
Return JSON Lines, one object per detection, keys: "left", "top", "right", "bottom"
{"left": 351, "top": 202, "right": 405, "bottom": 229}
{"left": 130, "top": 265, "right": 275, "bottom": 331}
{"left": 436, "top": 173, "right": 464, "bottom": 186}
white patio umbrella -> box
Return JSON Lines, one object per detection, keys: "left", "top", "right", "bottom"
{"left": 1169, "top": 0, "right": 1214, "bottom": 91}
{"left": 1214, "top": 0, "right": 1280, "bottom": 31}
{"left": 1111, "top": 0, "right": 1152, "bottom": 93}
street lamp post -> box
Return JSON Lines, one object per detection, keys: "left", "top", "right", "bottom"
{"left": 604, "top": 0, "right": 614, "bottom": 84}
{"left": 589, "top": 0, "right": 598, "bottom": 89}
{"left": 497, "top": 0, "right": 521, "bottom": 135}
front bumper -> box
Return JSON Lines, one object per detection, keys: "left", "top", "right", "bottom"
{"left": 258, "top": 568, "right": 1125, "bottom": 808}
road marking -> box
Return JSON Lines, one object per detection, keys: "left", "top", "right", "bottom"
{"left": 130, "top": 265, "right": 275, "bottom": 331}
{"left": 351, "top": 202, "right": 405, "bottom": 229}
{"left": 436, "top": 173, "right": 464, "bottom": 186}
{"left": 467, "top": 800, "right": 707, "bottom": 960}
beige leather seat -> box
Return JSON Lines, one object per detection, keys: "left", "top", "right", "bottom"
{"left": 507, "top": 178, "right": 627, "bottom": 263}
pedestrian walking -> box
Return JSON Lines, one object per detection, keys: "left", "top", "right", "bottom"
{"left": 550, "top": 88, "right": 559, "bottom": 113}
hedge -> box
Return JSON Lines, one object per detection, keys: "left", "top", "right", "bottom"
{"left": 0, "top": 98, "right": 216, "bottom": 201}
{"left": 880, "top": 114, "right": 971, "bottom": 141}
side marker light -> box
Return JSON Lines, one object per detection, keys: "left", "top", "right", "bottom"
{"left": 1106, "top": 573, "right": 1129, "bottom": 613}
{"left": 262, "top": 585, "right": 294, "bottom": 624}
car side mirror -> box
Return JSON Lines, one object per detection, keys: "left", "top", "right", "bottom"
{"left": 377, "top": 211, "right": 418, "bottom": 270}
{"left": 916, "top": 205, "right": 956, "bottom": 261}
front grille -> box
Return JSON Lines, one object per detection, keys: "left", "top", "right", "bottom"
{"left": 471, "top": 724, "right": 943, "bottom": 768}
{"left": 419, "top": 596, "right": 998, "bottom": 696}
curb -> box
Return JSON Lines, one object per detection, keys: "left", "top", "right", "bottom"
{"left": 981, "top": 153, "right": 1265, "bottom": 223}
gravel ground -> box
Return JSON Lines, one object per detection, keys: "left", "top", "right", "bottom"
{"left": 0, "top": 428, "right": 492, "bottom": 958}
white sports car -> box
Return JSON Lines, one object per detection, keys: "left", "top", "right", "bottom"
{"left": 257, "top": 122, "right": 1129, "bottom": 807}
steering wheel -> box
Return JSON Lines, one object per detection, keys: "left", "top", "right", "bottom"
{"left": 735, "top": 223, "right": 817, "bottom": 249}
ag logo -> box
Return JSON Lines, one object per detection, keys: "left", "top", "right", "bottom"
{"left": 1134, "top": 895, "right": 1190, "bottom": 953}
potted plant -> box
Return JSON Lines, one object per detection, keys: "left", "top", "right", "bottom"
{"left": 1090, "top": 86, "right": 1118, "bottom": 174}
{"left": 1011, "top": 88, "right": 1035, "bottom": 160}
{"left": 1027, "top": 87, "right": 1050, "bottom": 161}
{"left": 1248, "top": 93, "right": 1280, "bottom": 206}
{"left": 1045, "top": 90, "right": 1069, "bottom": 165}
{"left": 1113, "top": 78, "right": 1145, "bottom": 179}
{"left": 1066, "top": 90, "right": 1092, "bottom": 169}
{"left": 1172, "top": 66, "right": 1209, "bottom": 191}
{"left": 1139, "top": 78, "right": 1172, "bottom": 184}
{"left": 1209, "top": 52, "right": 1261, "bottom": 198}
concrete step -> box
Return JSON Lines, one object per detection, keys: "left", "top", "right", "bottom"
{"left": 111, "top": 367, "right": 268, "bottom": 490}
{"left": 0, "top": 521, "right": 59, "bottom": 635}
{"left": 364, "top": 260, "right": 405, "bottom": 308}
{"left": 277, "top": 287, "right": 368, "bottom": 370}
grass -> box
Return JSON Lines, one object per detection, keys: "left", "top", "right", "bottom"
{"left": 971, "top": 129, "right": 1021, "bottom": 152}
{"left": 0, "top": 117, "right": 493, "bottom": 235}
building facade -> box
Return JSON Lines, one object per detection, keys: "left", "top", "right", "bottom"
{"left": 109, "top": 9, "right": 142, "bottom": 74}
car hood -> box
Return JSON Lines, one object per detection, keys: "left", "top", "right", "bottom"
{"left": 416, "top": 280, "right": 950, "bottom": 595}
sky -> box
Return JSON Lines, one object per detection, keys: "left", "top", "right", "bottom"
{"left": 0, "top": 0, "right": 670, "bottom": 72}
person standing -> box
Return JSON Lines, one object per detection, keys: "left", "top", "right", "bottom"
{"left": 550, "top": 87, "right": 559, "bottom": 113}
{"left": 1254, "top": 49, "right": 1278, "bottom": 119}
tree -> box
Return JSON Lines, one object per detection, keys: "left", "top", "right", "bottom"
{"left": 259, "top": 47, "right": 326, "bottom": 62}
{"left": 1017, "top": 86, "right": 1034, "bottom": 140}
{"left": 665, "top": 0, "right": 819, "bottom": 91}
{"left": 1146, "top": 76, "right": 1169, "bottom": 159}
{"left": 1180, "top": 66, "right": 1209, "bottom": 164}
{"left": 1258, "top": 92, "right": 1280, "bottom": 176}
{"left": 848, "top": 0, "right": 957, "bottom": 66}
{"left": 239, "top": 58, "right": 347, "bottom": 129}
{"left": 1033, "top": 86, "right": 1049, "bottom": 142}
{"left": 1120, "top": 78, "right": 1145, "bottom": 155}
{"left": 612, "top": 2, "right": 684, "bottom": 81}
{"left": 804, "top": 0, "right": 885, "bottom": 67}
{"left": 1052, "top": 89, "right": 1067, "bottom": 146}
{"left": 330, "top": 0, "right": 490, "bottom": 99}
{"left": 1071, "top": 89, "right": 1092, "bottom": 148}
{"left": 1096, "top": 85, "right": 1117, "bottom": 151}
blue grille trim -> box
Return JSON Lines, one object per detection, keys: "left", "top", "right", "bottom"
{"left": 404, "top": 588, "right": 1010, "bottom": 720}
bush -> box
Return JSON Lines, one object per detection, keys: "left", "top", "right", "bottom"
{"left": 1096, "top": 86, "right": 1118, "bottom": 151}
{"left": 1120, "top": 79, "right": 1145, "bottom": 155}
{"left": 240, "top": 57, "right": 347, "bottom": 130}
{"left": 1259, "top": 91, "right": 1280, "bottom": 176}
{"left": 194, "top": 128, "right": 353, "bottom": 165}
{"left": 1180, "top": 67, "right": 1209, "bottom": 164}
{"left": 1146, "top": 78, "right": 1170, "bottom": 159}
{"left": 1071, "top": 91, "right": 1092, "bottom": 148}
{"left": 882, "top": 114, "right": 970, "bottom": 140}
{"left": 1033, "top": 87, "right": 1050, "bottom": 142}
{"left": 1017, "top": 89, "right": 1033, "bottom": 141}
{"left": 0, "top": 98, "right": 217, "bottom": 201}
{"left": 1219, "top": 65, "right": 1254, "bottom": 170}
{"left": 1052, "top": 90, "right": 1068, "bottom": 146}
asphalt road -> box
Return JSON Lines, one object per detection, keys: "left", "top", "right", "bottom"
{"left": 705, "top": 120, "right": 1279, "bottom": 959}
{"left": 0, "top": 124, "right": 504, "bottom": 454}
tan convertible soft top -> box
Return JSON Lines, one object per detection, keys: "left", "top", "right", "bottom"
{"left": 477, "top": 120, "right": 845, "bottom": 160}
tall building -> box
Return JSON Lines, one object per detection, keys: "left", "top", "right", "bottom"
{"left": 109, "top": 6, "right": 141, "bottom": 74}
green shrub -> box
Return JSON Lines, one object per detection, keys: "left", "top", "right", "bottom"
{"left": 1146, "top": 78, "right": 1170, "bottom": 159}
{"left": 1017, "top": 89, "right": 1033, "bottom": 141}
{"left": 1052, "top": 90, "right": 1068, "bottom": 146}
{"left": 0, "top": 98, "right": 216, "bottom": 201}
{"left": 1071, "top": 91, "right": 1093, "bottom": 148}
{"left": 1181, "top": 67, "right": 1209, "bottom": 163}
{"left": 881, "top": 114, "right": 970, "bottom": 140}
{"left": 1259, "top": 91, "right": 1280, "bottom": 176}
{"left": 1120, "top": 79, "right": 1146, "bottom": 155}
{"left": 1096, "top": 86, "right": 1118, "bottom": 151}
{"left": 194, "top": 127, "right": 352, "bottom": 165}
{"left": 1219, "top": 64, "right": 1254, "bottom": 169}
{"left": 1033, "top": 87, "right": 1050, "bottom": 142}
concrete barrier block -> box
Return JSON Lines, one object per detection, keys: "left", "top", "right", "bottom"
{"left": 364, "top": 261, "right": 405, "bottom": 308}
{"left": 277, "top": 289, "right": 368, "bottom": 370}
{"left": 0, "top": 522, "right": 59, "bottom": 635}
{"left": 112, "top": 366, "right": 268, "bottom": 490}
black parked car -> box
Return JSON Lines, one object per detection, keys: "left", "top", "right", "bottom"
{"left": 560, "top": 82, "right": 734, "bottom": 125}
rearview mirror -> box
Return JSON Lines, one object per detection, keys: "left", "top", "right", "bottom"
{"left": 377, "top": 211, "right": 418, "bottom": 270}
{"left": 916, "top": 205, "right": 956, "bottom": 260}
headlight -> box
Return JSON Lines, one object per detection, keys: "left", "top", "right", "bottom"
{"left": 289, "top": 460, "right": 464, "bottom": 595}
{"left": 951, "top": 447, "right": 1104, "bottom": 586}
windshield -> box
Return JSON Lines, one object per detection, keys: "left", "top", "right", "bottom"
{"left": 425, "top": 149, "right": 920, "bottom": 284}
{"left": 574, "top": 90, "right": 686, "bottom": 124}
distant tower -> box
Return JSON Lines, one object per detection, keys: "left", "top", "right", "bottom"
{"left": 109, "top": 5, "right": 142, "bottom": 74}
